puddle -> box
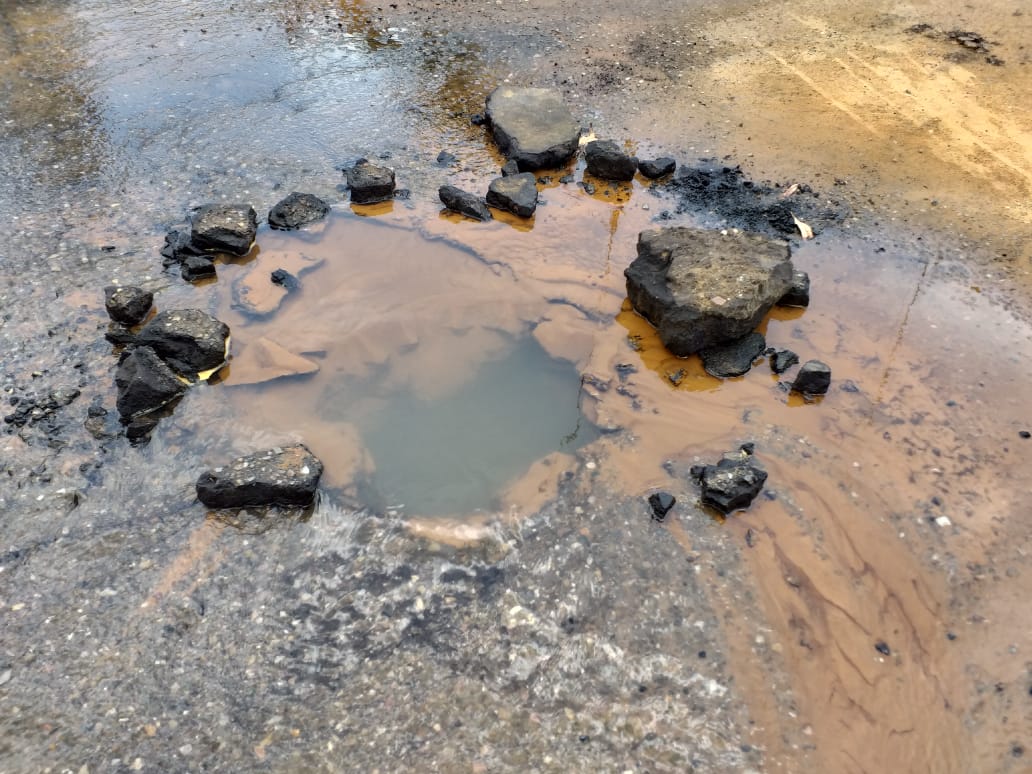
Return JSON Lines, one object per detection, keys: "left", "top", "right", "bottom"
{"left": 214, "top": 213, "right": 595, "bottom": 516}
{"left": 325, "top": 334, "right": 596, "bottom": 515}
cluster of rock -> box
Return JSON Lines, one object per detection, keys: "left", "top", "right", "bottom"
{"left": 344, "top": 87, "right": 675, "bottom": 223}
{"left": 109, "top": 191, "right": 336, "bottom": 508}
{"left": 103, "top": 299, "right": 230, "bottom": 441}
{"left": 161, "top": 195, "right": 329, "bottom": 283}
{"left": 645, "top": 443, "right": 769, "bottom": 521}
{"left": 160, "top": 204, "right": 258, "bottom": 281}
{"left": 624, "top": 225, "right": 831, "bottom": 396}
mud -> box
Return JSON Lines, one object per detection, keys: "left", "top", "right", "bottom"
{"left": 1, "top": 0, "right": 1031, "bottom": 773}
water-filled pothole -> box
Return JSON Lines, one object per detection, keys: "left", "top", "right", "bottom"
{"left": 322, "top": 334, "right": 597, "bottom": 515}
{"left": 217, "top": 214, "right": 598, "bottom": 516}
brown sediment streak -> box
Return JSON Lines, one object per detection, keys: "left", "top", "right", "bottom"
{"left": 767, "top": 52, "right": 885, "bottom": 138}
{"left": 139, "top": 518, "right": 226, "bottom": 610}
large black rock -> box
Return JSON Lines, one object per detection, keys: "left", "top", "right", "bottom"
{"left": 346, "top": 161, "right": 396, "bottom": 204}
{"left": 136, "top": 309, "right": 229, "bottom": 378}
{"left": 268, "top": 192, "right": 330, "bottom": 230}
{"left": 104, "top": 285, "right": 153, "bottom": 326}
{"left": 114, "top": 346, "right": 186, "bottom": 419}
{"left": 584, "top": 140, "right": 637, "bottom": 181}
{"left": 485, "top": 87, "right": 581, "bottom": 171}
{"left": 189, "top": 204, "right": 257, "bottom": 256}
{"left": 439, "top": 185, "right": 492, "bottom": 221}
{"left": 625, "top": 227, "right": 794, "bottom": 356}
{"left": 486, "top": 173, "right": 538, "bottom": 217}
{"left": 691, "top": 447, "right": 768, "bottom": 515}
{"left": 196, "top": 444, "right": 324, "bottom": 509}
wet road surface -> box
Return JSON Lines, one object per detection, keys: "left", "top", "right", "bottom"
{"left": 1, "top": 0, "right": 1030, "bottom": 772}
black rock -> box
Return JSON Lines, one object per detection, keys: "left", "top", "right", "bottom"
{"left": 180, "top": 255, "right": 217, "bottom": 282}
{"left": 470, "top": 113, "right": 487, "bottom": 126}
{"left": 136, "top": 309, "right": 230, "bottom": 378}
{"left": 268, "top": 192, "right": 330, "bottom": 230}
{"left": 625, "top": 227, "right": 794, "bottom": 356}
{"left": 104, "top": 323, "right": 137, "bottom": 346}
{"left": 485, "top": 87, "right": 581, "bottom": 171}
{"left": 114, "top": 346, "right": 187, "bottom": 419}
{"left": 161, "top": 228, "right": 206, "bottom": 266}
{"left": 1020, "top": 430, "right": 1031, "bottom": 439}
{"left": 501, "top": 159, "right": 521, "bottom": 177}
{"left": 196, "top": 444, "right": 324, "bottom": 509}
{"left": 104, "top": 286, "right": 153, "bottom": 326}
{"left": 439, "top": 185, "right": 493, "bottom": 221}
{"left": 648, "top": 492, "right": 676, "bottom": 520}
{"left": 436, "top": 150, "right": 458, "bottom": 166}
{"left": 579, "top": 181, "right": 596, "bottom": 195}
{"left": 792, "top": 360, "right": 832, "bottom": 396}
{"left": 584, "top": 140, "right": 638, "bottom": 181}
{"left": 270, "top": 269, "right": 299, "bottom": 291}
{"left": 125, "top": 414, "right": 161, "bottom": 444}
{"left": 486, "top": 173, "right": 538, "bottom": 217}
{"left": 189, "top": 204, "right": 258, "bottom": 256}
{"left": 691, "top": 449, "right": 768, "bottom": 514}
{"left": 778, "top": 270, "right": 810, "bottom": 307}
{"left": 345, "top": 161, "right": 396, "bottom": 204}
{"left": 638, "top": 157, "right": 676, "bottom": 179}
{"left": 700, "top": 332, "right": 766, "bottom": 378}
{"left": 770, "top": 348, "right": 799, "bottom": 374}
{"left": 874, "top": 640, "right": 891, "bottom": 656}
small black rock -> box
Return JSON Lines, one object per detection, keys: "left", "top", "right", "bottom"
{"left": 691, "top": 449, "right": 768, "bottom": 514}
{"left": 346, "top": 160, "right": 396, "bottom": 204}
{"left": 778, "top": 270, "right": 810, "bottom": 307}
{"left": 700, "top": 333, "right": 766, "bottom": 378}
{"left": 439, "top": 185, "right": 492, "bottom": 222}
{"left": 104, "top": 286, "right": 153, "bottom": 326}
{"left": 180, "top": 255, "right": 217, "bottom": 282}
{"left": 638, "top": 157, "right": 676, "bottom": 179}
{"left": 770, "top": 348, "right": 799, "bottom": 374}
{"left": 436, "top": 150, "right": 458, "bottom": 166}
{"left": 270, "top": 269, "right": 299, "bottom": 291}
{"left": 268, "top": 192, "right": 330, "bottom": 230}
{"left": 486, "top": 173, "right": 538, "bottom": 217}
{"left": 792, "top": 360, "right": 832, "bottom": 396}
{"left": 874, "top": 640, "right": 891, "bottom": 656}
{"left": 584, "top": 139, "right": 637, "bottom": 181}
{"left": 1019, "top": 430, "right": 1031, "bottom": 439}
{"left": 648, "top": 491, "right": 676, "bottom": 520}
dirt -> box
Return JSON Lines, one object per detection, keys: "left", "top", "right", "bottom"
{"left": 1, "top": 0, "right": 1030, "bottom": 773}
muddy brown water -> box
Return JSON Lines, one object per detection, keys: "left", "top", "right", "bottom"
{"left": 2, "top": 0, "right": 1031, "bottom": 771}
